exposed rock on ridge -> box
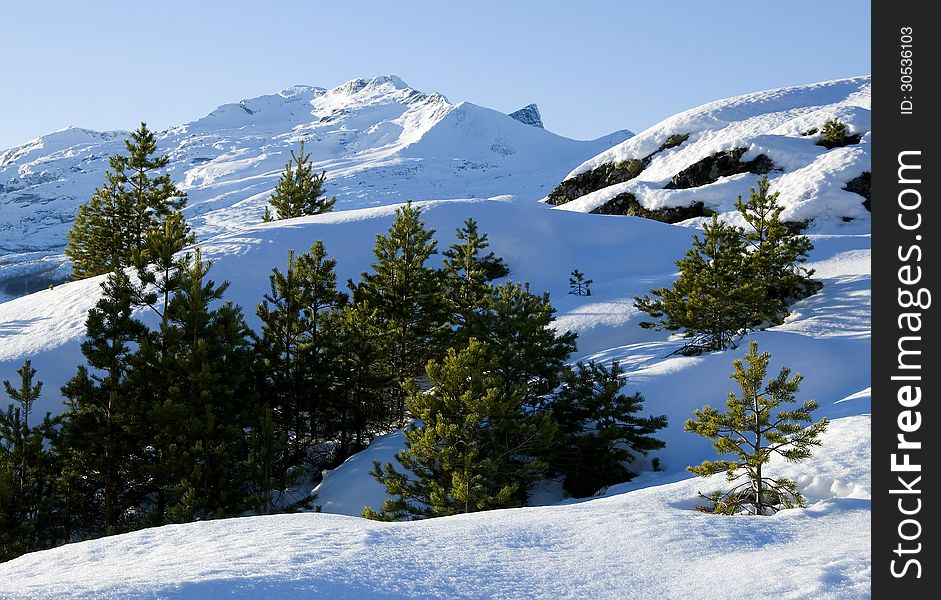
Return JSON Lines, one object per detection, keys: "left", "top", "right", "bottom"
{"left": 508, "top": 104, "right": 544, "bottom": 129}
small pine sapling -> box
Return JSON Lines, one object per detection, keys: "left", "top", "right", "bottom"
{"left": 817, "top": 118, "right": 848, "bottom": 149}
{"left": 685, "top": 341, "right": 828, "bottom": 515}
{"left": 569, "top": 269, "right": 593, "bottom": 296}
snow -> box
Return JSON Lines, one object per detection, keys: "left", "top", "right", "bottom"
{"left": 0, "top": 76, "right": 631, "bottom": 301}
{"left": 0, "top": 418, "right": 870, "bottom": 600}
{"left": 551, "top": 76, "right": 871, "bottom": 235}
{"left": 0, "top": 77, "right": 872, "bottom": 598}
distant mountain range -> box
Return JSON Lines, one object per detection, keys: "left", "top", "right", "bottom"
{"left": 0, "top": 75, "right": 631, "bottom": 300}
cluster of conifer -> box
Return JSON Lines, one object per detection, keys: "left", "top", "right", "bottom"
{"left": 2, "top": 126, "right": 667, "bottom": 558}
{"left": 1, "top": 129, "right": 833, "bottom": 562}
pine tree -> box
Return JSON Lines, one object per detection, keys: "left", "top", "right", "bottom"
{"left": 735, "top": 176, "right": 820, "bottom": 325}
{"left": 154, "top": 249, "right": 256, "bottom": 522}
{"left": 364, "top": 339, "right": 550, "bottom": 520}
{"left": 685, "top": 341, "right": 828, "bottom": 514}
{"left": 550, "top": 361, "right": 667, "bottom": 498}
{"left": 634, "top": 215, "right": 761, "bottom": 354}
{"left": 568, "top": 269, "right": 592, "bottom": 296}
{"left": 244, "top": 406, "right": 308, "bottom": 515}
{"left": 254, "top": 242, "right": 347, "bottom": 477}
{"left": 332, "top": 301, "right": 395, "bottom": 460}
{"left": 65, "top": 122, "right": 189, "bottom": 279}
{"left": 122, "top": 123, "right": 188, "bottom": 248}
{"left": 1, "top": 361, "right": 60, "bottom": 560}
{"left": 263, "top": 141, "right": 336, "bottom": 221}
{"left": 352, "top": 202, "right": 447, "bottom": 424}
{"left": 461, "top": 281, "right": 576, "bottom": 503}
{"left": 817, "top": 118, "right": 848, "bottom": 149}
{"left": 59, "top": 268, "right": 149, "bottom": 536}
{"left": 471, "top": 281, "right": 578, "bottom": 407}
{"left": 64, "top": 169, "right": 127, "bottom": 279}
{"left": 441, "top": 218, "right": 509, "bottom": 345}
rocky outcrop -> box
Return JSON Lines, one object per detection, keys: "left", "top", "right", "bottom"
{"left": 546, "top": 133, "right": 692, "bottom": 206}
{"left": 664, "top": 148, "right": 776, "bottom": 190}
{"left": 844, "top": 171, "right": 871, "bottom": 211}
{"left": 545, "top": 162, "right": 640, "bottom": 206}
{"left": 657, "top": 133, "right": 689, "bottom": 152}
{"left": 508, "top": 104, "right": 544, "bottom": 129}
{"left": 589, "top": 192, "right": 714, "bottom": 223}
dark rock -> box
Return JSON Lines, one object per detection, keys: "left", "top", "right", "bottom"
{"left": 843, "top": 171, "right": 871, "bottom": 211}
{"left": 545, "top": 162, "right": 641, "bottom": 206}
{"left": 545, "top": 133, "right": 691, "bottom": 207}
{"left": 659, "top": 133, "right": 689, "bottom": 152}
{"left": 639, "top": 133, "right": 691, "bottom": 166}
{"left": 782, "top": 220, "right": 812, "bottom": 235}
{"left": 508, "top": 104, "right": 544, "bottom": 129}
{"left": 589, "top": 192, "right": 715, "bottom": 223}
{"left": 664, "top": 148, "right": 777, "bottom": 190}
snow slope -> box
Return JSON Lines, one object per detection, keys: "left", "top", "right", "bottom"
{"left": 550, "top": 77, "right": 871, "bottom": 232}
{"left": 0, "top": 196, "right": 871, "bottom": 598}
{"left": 0, "top": 76, "right": 631, "bottom": 301}
{"left": 0, "top": 417, "right": 869, "bottom": 599}
{"left": 0, "top": 78, "right": 871, "bottom": 598}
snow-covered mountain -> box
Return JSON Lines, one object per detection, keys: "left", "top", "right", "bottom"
{"left": 0, "top": 78, "right": 871, "bottom": 598}
{"left": 545, "top": 76, "right": 870, "bottom": 232}
{"left": 0, "top": 75, "right": 631, "bottom": 301}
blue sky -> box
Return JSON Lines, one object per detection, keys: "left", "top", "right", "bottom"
{"left": 1, "top": 1, "right": 869, "bottom": 149}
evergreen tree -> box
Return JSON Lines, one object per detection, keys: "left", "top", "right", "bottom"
{"left": 442, "top": 218, "right": 509, "bottom": 303}
{"left": 735, "top": 176, "right": 820, "bottom": 325}
{"left": 254, "top": 242, "right": 346, "bottom": 478}
{"left": 352, "top": 202, "right": 447, "bottom": 424}
{"left": 568, "top": 269, "right": 592, "bottom": 296}
{"left": 132, "top": 212, "right": 194, "bottom": 311}
{"left": 685, "top": 341, "right": 828, "bottom": 514}
{"left": 59, "top": 269, "right": 149, "bottom": 536}
{"left": 450, "top": 282, "right": 576, "bottom": 505}
{"left": 64, "top": 168, "right": 127, "bottom": 280}
{"left": 244, "top": 406, "right": 298, "bottom": 515}
{"left": 365, "top": 339, "right": 552, "bottom": 520}
{"left": 0, "top": 361, "right": 60, "bottom": 560}
{"left": 256, "top": 248, "right": 314, "bottom": 472}
{"left": 471, "top": 281, "right": 577, "bottom": 407}
{"left": 65, "top": 122, "right": 189, "bottom": 279}
{"left": 550, "top": 361, "right": 667, "bottom": 498}
{"left": 122, "top": 123, "right": 188, "bottom": 247}
{"left": 151, "top": 249, "right": 256, "bottom": 522}
{"left": 263, "top": 141, "right": 336, "bottom": 221}
{"left": 332, "top": 301, "right": 394, "bottom": 460}
{"left": 817, "top": 118, "right": 848, "bottom": 149}
{"left": 635, "top": 178, "right": 821, "bottom": 355}
{"left": 634, "top": 215, "right": 762, "bottom": 354}
{"left": 441, "top": 218, "right": 509, "bottom": 344}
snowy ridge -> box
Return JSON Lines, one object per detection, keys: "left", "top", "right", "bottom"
{"left": 0, "top": 76, "right": 631, "bottom": 300}
{"left": 551, "top": 77, "right": 871, "bottom": 230}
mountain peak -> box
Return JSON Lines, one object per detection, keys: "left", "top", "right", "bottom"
{"left": 331, "top": 75, "right": 412, "bottom": 96}
{"left": 508, "top": 104, "right": 544, "bottom": 129}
